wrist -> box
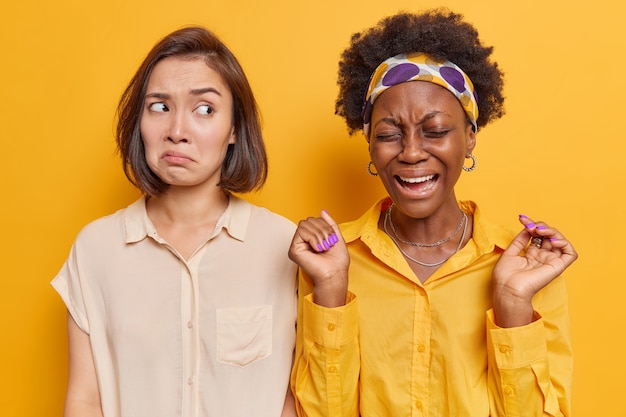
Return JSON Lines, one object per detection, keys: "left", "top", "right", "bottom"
{"left": 313, "top": 275, "right": 348, "bottom": 308}
{"left": 493, "top": 292, "right": 534, "bottom": 328}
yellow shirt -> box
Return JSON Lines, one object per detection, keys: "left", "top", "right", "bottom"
{"left": 292, "top": 199, "right": 572, "bottom": 417}
{"left": 52, "top": 196, "right": 298, "bottom": 417}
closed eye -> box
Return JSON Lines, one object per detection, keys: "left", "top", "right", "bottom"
{"left": 374, "top": 131, "right": 402, "bottom": 142}
{"left": 423, "top": 130, "right": 450, "bottom": 139}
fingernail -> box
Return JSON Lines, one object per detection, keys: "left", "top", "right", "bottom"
{"left": 330, "top": 233, "right": 338, "bottom": 244}
{"left": 519, "top": 214, "right": 528, "bottom": 218}
{"left": 317, "top": 243, "right": 323, "bottom": 252}
{"left": 322, "top": 240, "right": 329, "bottom": 250}
{"left": 525, "top": 222, "right": 536, "bottom": 228}
{"left": 536, "top": 225, "right": 547, "bottom": 230}
{"left": 549, "top": 237, "right": 558, "bottom": 242}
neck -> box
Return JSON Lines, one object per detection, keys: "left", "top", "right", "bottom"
{"left": 146, "top": 185, "right": 230, "bottom": 227}
{"left": 388, "top": 200, "right": 465, "bottom": 245}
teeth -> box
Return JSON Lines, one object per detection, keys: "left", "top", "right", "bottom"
{"left": 399, "top": 174, "right": 435, "bottom": 183}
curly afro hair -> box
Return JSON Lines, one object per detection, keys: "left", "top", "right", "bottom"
{"left": 335, "top": 8, "right": 505, "bottom": 135}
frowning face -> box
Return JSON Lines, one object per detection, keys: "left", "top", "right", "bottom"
{"left": 368, "top": 80, "right": 475, "bottom": 219}
{"left": 140, "top": 56, "right": 235, "bottom": 192}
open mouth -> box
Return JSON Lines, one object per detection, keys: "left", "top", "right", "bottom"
{"left": 396, "top": 174, "right": 438, "bottom": 192}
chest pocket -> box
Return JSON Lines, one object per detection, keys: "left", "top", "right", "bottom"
{"left": 216, "top": 305, "right": 272, "bottom": 367}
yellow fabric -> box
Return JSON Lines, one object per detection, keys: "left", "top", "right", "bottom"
{"left": 292, "top": 198, "right": 572, "bottom": 417}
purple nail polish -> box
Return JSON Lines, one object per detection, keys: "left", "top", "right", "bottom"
{"left": 537, "top": 225, "right": 547, "bottom": 230}
{"left": 330, "top": 233, "right": 338, "bottom": 244}
{"left": 525, "top": 222, "right": 536, "bottom": 228}
{"left": 549, "top": 237, "right": 558, "bottom": 242}
{"left": 519, "top": 214, "right": 528, "bottom": 218}
{"left": 322, "top": 240, "right": 329, "bottom": 250}
{"left": 317, "top": 243, "right": 323, "bottom": 252}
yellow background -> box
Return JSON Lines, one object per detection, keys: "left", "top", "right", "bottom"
{"left": 1, "top": 0, "right": 622, "bottom": 415}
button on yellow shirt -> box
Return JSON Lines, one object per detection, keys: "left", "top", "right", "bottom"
{"left": 52, "top": 196, "right": 297, "bottom": 417}
{"left": 291, "top": 199, "right": 572, "bottom": 417}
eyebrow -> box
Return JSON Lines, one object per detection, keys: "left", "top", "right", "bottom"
{"left": 190, "top": 87, "right": 222, "bottom": 97}
{"left": 144, "top": 87, "right": 223, "bottom": 99}
{"left": 374, "top": 111, "right": 445, "bottom": 128}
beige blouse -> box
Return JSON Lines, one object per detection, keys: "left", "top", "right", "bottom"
{"left": 52, "top": 196, "right": 297, "bottom": 417}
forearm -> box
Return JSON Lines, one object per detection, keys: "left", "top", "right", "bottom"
{"left": 493, "top": 292, "right": 535, "bottom": 328}
{"left": 312, "top": 271, "right": 349, "bottom": 308}
{"left": 486, "top": 295, "right": 572, "bottom": 416}
{"left": 65, "top": 313, "right": 103, "bottom": 417}
{"left": 64, "top": 400, "right": 104, "bottom": 417}
{"left": 293, "top": 294, "right": 360, "bottom": 417}
{"left": 281, "top": 385, "right": 297, "bottom": 417}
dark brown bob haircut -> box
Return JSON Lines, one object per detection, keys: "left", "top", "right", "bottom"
{"left": 336, "top": 9, "right": 505, "bottom": 135}
{"left": 116, "top": 26, "right": 267, "bottom": 196}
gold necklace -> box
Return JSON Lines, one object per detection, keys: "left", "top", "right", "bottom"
{"left": 383, "top": 207, "right": 468, "bottom": 267}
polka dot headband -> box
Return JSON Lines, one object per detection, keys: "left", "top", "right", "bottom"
{"left": 362, "top": 52, "right": 479, "bottom": 135}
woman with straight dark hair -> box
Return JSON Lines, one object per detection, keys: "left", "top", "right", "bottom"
{"left": 52, "top": 26, "right": 297, "bottom": 417}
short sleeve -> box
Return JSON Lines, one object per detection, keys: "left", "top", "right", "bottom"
{"left": 51, "top": 242, "right": 90, "bottom": 333}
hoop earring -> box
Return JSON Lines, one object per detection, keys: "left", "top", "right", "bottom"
{"left": 463, "top": 154, "right": 477, "bottom": 172}
{"left": 367, "top": 161, "right": 379, "bottom": 177}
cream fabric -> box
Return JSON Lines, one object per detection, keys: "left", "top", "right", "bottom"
{"left": 52, "top": 196, "right": 297, "bottom": 417}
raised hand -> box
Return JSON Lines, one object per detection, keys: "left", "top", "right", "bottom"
{"left": 492, "top": 215, "right": 578, "bottom": 327}
{"left": 288, "top": 210, "right": 350, "bottom": 307}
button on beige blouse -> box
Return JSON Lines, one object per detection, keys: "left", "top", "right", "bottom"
{"left": 52, "top": 196, "right": 297, "bottom": 417}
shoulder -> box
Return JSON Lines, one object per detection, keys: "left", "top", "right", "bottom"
{"left": 231, "top": 196, "right": 296, "bottom": 237}
{"left": 75, "top": 209, "right": 126, "bottom": 242}
{"left": 250, "top": 204, "right": 296, "bottom": 232}
{"left": 59, "top": 207, "right": 130, "bottom": 270}
{"left": 72, "top": 200, "right": 141, "bottom": 249}
{"left": 340, "top": 198, "right": 387, "bottom": 242}
{"left": 463, "top": 200, "right": 517, "bottom": 249}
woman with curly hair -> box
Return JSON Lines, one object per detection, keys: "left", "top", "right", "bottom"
{"left": 288, "top": 9, "right": 576, "bottom": 416}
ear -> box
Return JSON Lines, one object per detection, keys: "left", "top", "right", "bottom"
{"left": 465, "top": 124, "right": 476, "bottom": 156}
{"left": 228, "top": 125, "right": 236, "bottom": 145}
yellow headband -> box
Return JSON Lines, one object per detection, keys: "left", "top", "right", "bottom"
{"left": 362, "top": 53, "right": 478, "bottom": 135}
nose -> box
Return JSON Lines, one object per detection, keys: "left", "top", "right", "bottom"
{"left": 167, "top": 111, "right": 190, "bottom": 143}
{"left": 398, "top": 132, "right": 428, "bottom": 163}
